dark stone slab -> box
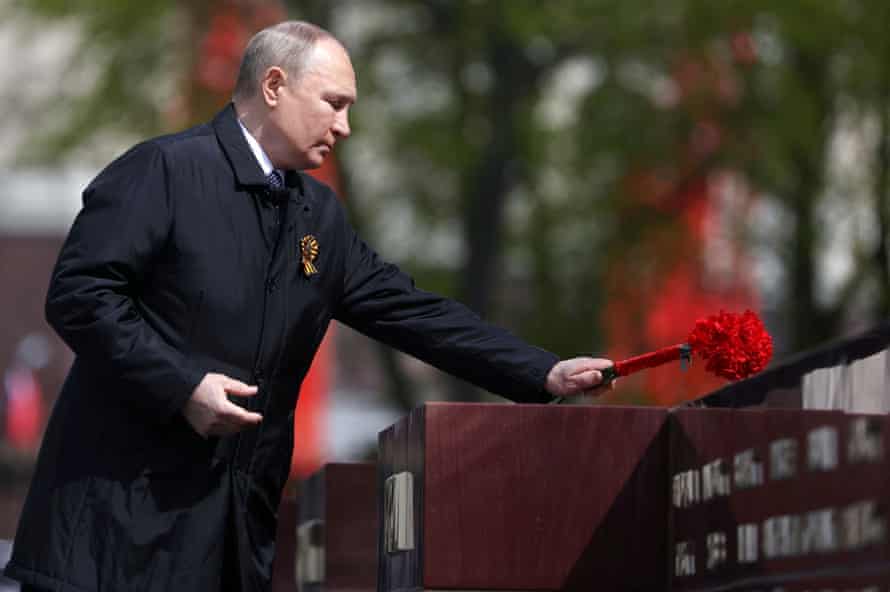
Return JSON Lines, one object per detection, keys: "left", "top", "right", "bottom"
{"left": 297, "top": 463, "right": 377, "bottom": 592}
{"left": 271, "top": 495, "right": 299, "bottom": 592}
{"left": 670, "top": 408, "right": 890, "bottom": 591}
{"left": 378, "top": 403, "right": 670, "bottom": 591}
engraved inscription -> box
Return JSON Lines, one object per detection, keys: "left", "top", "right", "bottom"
{"left": 762, "top": 514, "right": 800, "bottom": 559}
{"left": 770, "top": 438, "right": 797, "bottom": 481}
{"left": 734, "top": 449, "right": 764, "bottom": 489}
{"left": 737, "top": 523, "right": 758, "bottom": 564}
{"left": 841, "top": 499, "right": 887, "bottom": 550}
{"left": 806, "top": 426, "right": 838, "bottom": 471}
{"left": 799, "top": 508, "right": 837, "bottom": 554}
{"left": 672, "top": 415, "right": 888, "bottom": 583}
{"left": 706, "top": 531, "right": 727, "bottom": 570}
{"left": 675, "top": 541, "right": 696, "bottom": 577}
{"left": 296, "top": 519, "right": 325, "bottom": 587}
{"left": 702, "top": 458, "right": 731, "bottom": 501}
{"left": 383, "top": 471, "right": 415, "bottom": 553}
{"left": 848, "top": 417, "right": 883, "bottom": 464}
{"left": 673, "top": 470, "right": 700, "bottom": 508}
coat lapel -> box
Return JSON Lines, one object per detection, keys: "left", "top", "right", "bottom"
{"left": 212, "top": 103, "right": 268, "bottom": 189}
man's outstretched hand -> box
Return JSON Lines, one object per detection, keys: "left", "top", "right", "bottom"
{"left": 545, "top": 357, "right": 615, "bottom": 398}
{"left": 182, "top": 373, "right": 263, "bottom": 437}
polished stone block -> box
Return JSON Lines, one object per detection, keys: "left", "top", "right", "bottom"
{"left": 297, "top": 463, "right": 378, "bottom": 592}
{"left": 670, "top": 408, "right": 890, "bottom": 591}
{"left": 377, "top": 402, "right": 670, "bottom": 591}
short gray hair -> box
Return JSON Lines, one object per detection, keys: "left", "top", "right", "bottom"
{"left": 232, "top": 21, "right": 335, "bottom": 101}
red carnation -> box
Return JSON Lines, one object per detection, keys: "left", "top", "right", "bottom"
{"left": 607, "top": 310, "right": 772, "bottom": 383}
{"left": 687, "top": 310, "right": 773, "bottom": 380}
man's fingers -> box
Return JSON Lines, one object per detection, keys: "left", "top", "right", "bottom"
{"left": 559, "top": 358, "right": 587, "bottom": 377}
{"left": 184, "top": 373, "right": 263, "bottom": 437}
{"left": 570, "top": 369, "right": 604, "bottom": 389}
{"left": 567, "top": 358, "right": 614, "bottom": 375}
{"left": 206, "top": 406, "right": 263, "bottom": 436}
{"left": 221, "top": 399, "right": 263, "bottom": 424}
{"left": 235, "top": 409, "right": 264, "bottom": 425}
{"left": 223, "top": 378, "right": 259, "bottom": 397}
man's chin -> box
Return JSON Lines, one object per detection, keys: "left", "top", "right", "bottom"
{"left": 304, "top": 151, "right": 330, "bottom": 170}
{"left": 291, "top": 156, "right": 324, "bottom": 171}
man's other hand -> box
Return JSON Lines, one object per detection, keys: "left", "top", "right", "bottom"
{"left": 182, "top": 373, "right": 263, "bottom": 437}
{"left": 545, "top": 357, "right": 615, "bottom": 398}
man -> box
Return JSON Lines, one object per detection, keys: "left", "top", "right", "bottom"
{"left": 6, "top": 21, "right": 612, "bottom": 592}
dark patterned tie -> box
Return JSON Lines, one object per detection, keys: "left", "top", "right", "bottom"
{"left": 267, "top": 170, "right": 284, "bottom": 191}
{"left": 265, "top": 170, "right": 288, "bottom": 205}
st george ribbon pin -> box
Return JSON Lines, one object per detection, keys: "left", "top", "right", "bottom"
{"left": 300, "top": 235, "right": 319, "bottom": 276}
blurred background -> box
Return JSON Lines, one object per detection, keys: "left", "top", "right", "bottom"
{"left": 0, "top": 0, "right": 888, "bottom": 544}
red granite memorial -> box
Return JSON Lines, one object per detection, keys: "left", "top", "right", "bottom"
{"left": 377, "top": 402, "right": 671, "bottom": 591}
{"left": 271, "top": 495, "right": 299, "bottom": 592}
{"left": 670, "top": 408, "right": 890, "bottom": 591}
{"left": 297, "top": 462, "right": 378, "bottom": 592}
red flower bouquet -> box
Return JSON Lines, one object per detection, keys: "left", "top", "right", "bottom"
{"left": 601, "top": 309, "right": 773, "bottom": 384}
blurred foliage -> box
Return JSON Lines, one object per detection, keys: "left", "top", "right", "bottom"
{"left": 325, "top": 0, "right": 890, "bottom": 375}
{"left": 8, "top": 0, "right": 890, "bottom": 404}
{"left": 5, "top": 0, "right": 183, "bottom": 159}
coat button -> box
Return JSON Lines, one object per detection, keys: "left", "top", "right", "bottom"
{"left": 266, "top": 278, "right": 277, "bottom": 293}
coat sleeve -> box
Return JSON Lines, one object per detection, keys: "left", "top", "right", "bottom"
{"left": 45, "top": 141, "right": 205, "bottom": 421}
{"left": 331, "top": 208, "right": 558, "bottom": 404}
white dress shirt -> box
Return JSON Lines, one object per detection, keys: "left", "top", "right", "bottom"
{"left": 237, "top": 118, "right": 275, "bottom": 176}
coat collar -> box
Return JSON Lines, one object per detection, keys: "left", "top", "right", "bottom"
{"left": 213, "top": 103, "right": 266, "bottom": 187}
{"left": 212, "top": 103, "right": 305, "bottom": 198}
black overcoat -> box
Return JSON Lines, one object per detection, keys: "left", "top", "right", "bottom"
{"left": 5, "top": 105, "right": 559, "bottom": 592}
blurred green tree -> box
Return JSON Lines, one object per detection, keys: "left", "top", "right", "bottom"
{"left": 7, "top": 0, "right": 288, "bottom": 159}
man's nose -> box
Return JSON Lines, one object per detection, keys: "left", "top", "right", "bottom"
{"left": 332, "top": 110, "right": 351, "bottom": 139}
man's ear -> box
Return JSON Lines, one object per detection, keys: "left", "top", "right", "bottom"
{"left": 261, "top": 67, "right": 287, "bottom": 107}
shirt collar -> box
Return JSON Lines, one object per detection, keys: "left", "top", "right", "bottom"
{"left": 213, "top": 104, "right": 305, "bottom": 198}
{"left": 237, "top": 118, "right": 275, "bottom": 176}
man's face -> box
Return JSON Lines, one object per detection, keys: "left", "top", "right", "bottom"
{"left": 267, "top": 38, "right": 356, "bottom": 170}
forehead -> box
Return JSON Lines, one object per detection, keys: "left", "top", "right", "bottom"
{"left": 302, "top": 38, "right": 356, "bottom": 97}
